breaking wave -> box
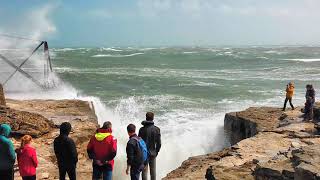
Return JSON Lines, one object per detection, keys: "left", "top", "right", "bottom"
{"left": 92, "top": 53, "right": 144, "bottom": 58}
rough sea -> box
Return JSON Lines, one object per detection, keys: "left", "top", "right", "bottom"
{"left": 3, "top": 46, "right": 320, "bottom": 179}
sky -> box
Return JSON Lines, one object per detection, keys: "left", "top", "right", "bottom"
{"left": 1, "top": 0, "right": 320, "bottom": 47}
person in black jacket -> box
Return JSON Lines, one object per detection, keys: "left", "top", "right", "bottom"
{"left": 139, "top": 112, "right": 161, "bottom": 180}
{"left": 126, "top": 124, "right": 144, "bottom": 180}
{"left": 205, "top": 166, "right": 216, "bottom": 180}
{"left": 54, "top": 122, "right": 78, "bottom": 180}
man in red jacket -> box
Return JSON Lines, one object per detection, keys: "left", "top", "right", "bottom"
{"left": 87, "top": 121, "right": 117, "bottom": 180}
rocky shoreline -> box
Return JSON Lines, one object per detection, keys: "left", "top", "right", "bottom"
{"left": 0, "top": 93, "right": 99, "bottom": 179}
{"left": 165, "top": 105, "right": 320, "bottom": 180}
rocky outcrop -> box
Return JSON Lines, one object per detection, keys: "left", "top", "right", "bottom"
{"left": 1, "top": 99, "right": 99, "bottom": 180}
{"left": 0, "top": 84, "right": 5, "bottom": 106}
{"left": 0, "top": 105, "right": 54, "bottom": 137}
{"left": 165, "top": 105, "right": 320, "bottom": 180}
{"left": 224, "top": 107, "right": 285, "bottom": 145}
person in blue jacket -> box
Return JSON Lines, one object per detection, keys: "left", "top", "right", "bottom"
{"left": 0, "top": 124, "right": 16, "bottom": 180}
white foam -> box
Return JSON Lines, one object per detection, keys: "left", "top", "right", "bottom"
{"left": 101, "top": 47, "right": 123, "bottom": 52}
{"left": 283, "top": 58, "right": 320, "bottom": 62}
{"left": 92, "top": 53, "right": 144, "bottom": 58}
{"left": 182, "top": 51, "right": 198, "bottom": 54}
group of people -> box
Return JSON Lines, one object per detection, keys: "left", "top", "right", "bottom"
{"left": 0, "top": 112, "right": 161, "bottom": 180}
{"left": 282, "top": 82, "right": 316, "bottom": 120}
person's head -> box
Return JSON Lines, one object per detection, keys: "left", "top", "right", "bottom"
{"left": 102, "top": 121, "right": 112, "bottom": 130}
{"left": 20, "top": 135, "right": 32, "bottom": 148}
{"left": 310, "top": 84, "right": 314, "bottom": 89}
{"left": 289, "top": 82, "right": 293, "bottom": 86}
{"left": 60, "top": 122, "right": 72, "bottom": 136}
{"left": 0, "top": 124, "right": 11, "bottom": 138}
{"left": 127, "top": 124, "right": 136, "bottom": 136}
{"left": 146, "top": 112, "right": 154, "bottom": 121}
{"left": 306, "top": 84, "right": 311, "bottom": 89}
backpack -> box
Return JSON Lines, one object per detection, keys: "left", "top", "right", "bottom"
{"left": 133, "top": 137, "right": 149, "bottom": 164}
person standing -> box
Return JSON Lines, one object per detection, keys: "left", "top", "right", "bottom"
{"left": 126, "top": 124, "right": 145, "bottom": 180}
{"left": 87, "top": 121, "right": 117, "bottom": 180}
{"left": 0, "top": 124, "right": 16, "bottom": 180}
{"left": 283, "top": 82, "right": 295, "bottom": 111}
{"left": 205, "top": 166, "right": 216, "bottom": 180}
{"left": 139, "top": 112, "right": 161, "bottom": 180}
{"left": 304, "top": 84, "right": 316, "bottom": 120}
{"left": 54, "top": 122, "right": 78, "bottom": 180}
{"left": 16, "top": 135, "right": 38, "bottom": 180}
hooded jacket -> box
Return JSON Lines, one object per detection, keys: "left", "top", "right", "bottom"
{"left": 16, "top": 144, "right": 38, "bottom": 177}
{"left": 138, "top": 121, "right": 161, "bottom": 158}
{"left": 126, "top": 133, "right": 143, "bottom": 168}
{"left": 87, "top": 128, "right": 117, "bottom": 170}
{"left": 54, "top": 124, "right": 78, "bottom": 169}
{"left": 0, "top": 124, "right": 16, "bottom": 170}
{"left": 286, "top": 84, "right": 295, "bottom": 98}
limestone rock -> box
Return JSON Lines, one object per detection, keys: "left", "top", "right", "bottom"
{"left": 165, "top": 104, "right": 320, "bottom": 180}
{"left": 0, "top": 106, "right": 54, "bottom": 137}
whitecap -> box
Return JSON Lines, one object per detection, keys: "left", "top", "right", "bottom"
{"left": 283, "top": 58, "right": 320, "bottom": 62}
{"left": 182, "top": 51, "right": 198, "bottom": 54}
{"left": 92, "top": 53, "right": 144, "bottom": 58}
{"left": 101, "top": 47, "right": 123, "bottom": 52}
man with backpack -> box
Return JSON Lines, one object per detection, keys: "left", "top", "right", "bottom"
{"left": 126, "top": 124, "right": 148, "bottom": 180}
{"left": 139, "top": 112, "right": 161, "bottom": 180}
{"left": 87, "top": 121, "right": 117, "bottom": 180}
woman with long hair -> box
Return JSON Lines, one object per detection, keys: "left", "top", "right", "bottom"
{"left": 16, "top": 135, "right": 38, "bottom": 180}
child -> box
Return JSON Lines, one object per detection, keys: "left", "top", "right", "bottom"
{"left": 16, "top": 135, "right": 38, "bottom": 180}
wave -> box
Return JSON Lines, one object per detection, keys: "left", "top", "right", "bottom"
{"left": 92, "top": 53, "right": 144, "bottom": 58}
{"left": 182, "top": 51, "right": 198, "bottom": 54}
{"left": 100, "top": 47, "right": 123, "bottom": 52}
{"left": 283, "top": 58, "right": 320, "bottom": 62}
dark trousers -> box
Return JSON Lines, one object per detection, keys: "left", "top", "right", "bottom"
{"left": 59, "top": 167, "right": 76, "bottom": 180}
{"left": 130, "top": 166, "right": 142, "bottom": 180}
{"left": 22, "top": 175, "right": 36, "bottom": 180}
{"left": 142, "top": 158, "right": 156, "bottom": 180}
{"left": 304, "top": 104, "right": 314, "bottom": 120}
{"left": 0, "top": 169, "right": 14, "bottom": 180}
{"left": 283, "top": 97, "right": 294, "bottom": 110}
{"left": 92, "top": 164, "right": 112, "bottom": 180}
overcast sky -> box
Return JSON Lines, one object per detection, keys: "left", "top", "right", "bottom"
{"left": 1, "top": 0, "right": 320, "bottom": 47}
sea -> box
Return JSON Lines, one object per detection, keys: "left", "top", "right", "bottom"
{"left": 3, "top": 46, "right": 320, "bottom": 179}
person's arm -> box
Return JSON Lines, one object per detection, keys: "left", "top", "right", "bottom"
{"left": 126, "top": 141, "right": 134, "bottom": 175}
{"left": 156, "top": 128, "right": 161, "bottom": 153}
{"left": 105, "top": 136, "right": 117, "bottom": 162}
{"left": 87, "top": 137, "right": 95, "bottom": 159}
{"left": 53, "top": 139, "right": 60, "bottom": 160}
{"left": 110, "top": 137, "right": 117, "bottom": 160}
{"left": 7, "top": 140, "right": 16, "bottom": 162}
{"left": 126, "top": 141, "right": 135, "bottom": 166}
{"left": 32, "top": 149, "right": 38, "bottom": 168}
{"left": 68, "top": 138, "right": 78, "bottom": 164}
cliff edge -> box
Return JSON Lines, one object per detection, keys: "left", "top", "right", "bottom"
{"left": 165, "top": 105, "right": 320, "bottom": 180}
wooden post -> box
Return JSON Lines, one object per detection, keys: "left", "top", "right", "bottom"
{"left": 0, "top": 84, "right": 6, "bottom": 106}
